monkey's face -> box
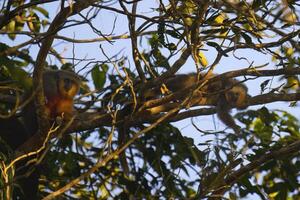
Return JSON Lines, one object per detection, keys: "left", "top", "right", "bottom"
{"left": 225, "top": 85, "right": 248, "bottom": 109}
{"left": 59, "top": 77, "right": 80, "bottom": 98}
{"left": 56, "top": 71, "right": 81, "bottom": 99}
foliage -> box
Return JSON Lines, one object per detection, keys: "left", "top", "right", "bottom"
{"left": 0, "top": 0, "right": 300, "bottom": 199}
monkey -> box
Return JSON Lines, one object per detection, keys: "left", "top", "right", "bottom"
{"left": 141, "top": 72, "right": 249, "bottom": 133}
{"left": 43, "top": 70, "right": 81, "bottom": 119}
{"left": 116, "top": 73, "right": 248, "bottom": 175}
{"left": 19, "top": 70, "right": 81, "bottom": 140}
{"left": 0, "top": 69, "right": 81, "bottom": 200}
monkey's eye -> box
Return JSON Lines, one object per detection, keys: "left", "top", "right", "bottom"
{"left": 228, "top": 91, "right": 239, "bottom": 102}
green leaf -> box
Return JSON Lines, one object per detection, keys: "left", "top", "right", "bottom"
{"left": 91, "top": 64, "right": 108, "bottom": 90}
{"left": 201, "top": 28, "right": 224, "bottom": 35}
{"left": 61, "top": 63, "right": 73, "bottom": 70}
{"left": 260, "top": 79, "right": 270, "bottom": 92}
{"left": 252, "top": 0, "right": 265, "bottom": 10}
{"left": 32, "top": 6, "right": 49, "bottom": 18}
{"left": 32, "top": 13, "right": 41, "bottom": 32}
{"left": 241, "top": 32, "right": 253, "bottom": 44}
{"left": 165, "top": 30, "right": 181, "bottom": 39}
{"left": 5, "top": 65, "right": 32, "bottom": 90}
{"left": 207, "top": 41, "right": 228, "bottom": 57}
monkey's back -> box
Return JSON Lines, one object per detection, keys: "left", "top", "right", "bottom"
{"left": 164, "top": 74, "right": 198, "bottom": 91}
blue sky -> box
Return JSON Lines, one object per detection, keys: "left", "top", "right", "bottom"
{"left": 2, "top": 1, "right": 300, "bottom": 199}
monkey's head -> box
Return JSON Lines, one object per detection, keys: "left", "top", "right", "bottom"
{"left": 56, "top": 70, "right": 81, "bottom": 99}
{"left": 225, "top": 84, "right": 249, "bottom": 110}
{"left": 43, "top": 70, "right": 81, "bottom": 118}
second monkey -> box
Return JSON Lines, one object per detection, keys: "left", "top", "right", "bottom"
{"left": 142, "top": 72, "right": 249, "bottom": 133}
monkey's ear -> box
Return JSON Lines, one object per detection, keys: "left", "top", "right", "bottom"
{"left": 58, "top": 70, "right": 85, "bottom": 82}
{"left": 43, "top": 70, "right": 59, "bottom": 98}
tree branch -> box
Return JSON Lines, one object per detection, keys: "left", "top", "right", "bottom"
{"left": 7, "top": 66, "right": 300, "bottom": 153}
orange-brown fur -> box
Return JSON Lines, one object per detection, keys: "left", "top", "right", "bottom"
{"left": 143, "top": 73, "right": 249, "bottom": 133}
{"left": 43, "top": 70, "right": 80, "bottom": 119}
{"left": 45, "top": 97, "right": 75, "bottom": 118}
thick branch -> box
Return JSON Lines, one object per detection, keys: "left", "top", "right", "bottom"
{"left": 15, "top": 89, "right": 300, "bottom": 154}
{"left": 67, "top": 91, "right": 300, "bottom": 133}
{"left": 6, "top": 66, "right": 300, "bottom": 153}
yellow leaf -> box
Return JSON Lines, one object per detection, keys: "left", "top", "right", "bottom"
{"left": 27, "top": 21, "right": 34, "bottom": 32}
{"left": 183, "top": 17, "right": 193, "bottom": 27}
{"left": 269, "top": 191, "right": 278, "bottom": 198}
{"left": 283, "top": 11, "right": 297, "bottom": 24}
{"left": 198, "top": 51, "right": 208, "bottom": 67}
{"left": 7, "top": 20, "right": 15, "bottom": 32}
{"left": 286, "top": 76, "right": 299, "bottom": 90}
{"left": 286, "top": 47, "right": 294, "bottom": 56}
{"left": 214, "top": 14, "right": 225, "bottom": 24}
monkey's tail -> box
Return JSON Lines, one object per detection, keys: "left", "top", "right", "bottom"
{"left": 216, "top": 101, "right": 241, "bottom": 134}
{"left": 117, "top": 125, "right": 130, "bottom": 176}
